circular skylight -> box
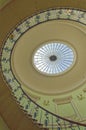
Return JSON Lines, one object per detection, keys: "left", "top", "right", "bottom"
{"left": 33, "top": 42, "right": 76, "bottom": 76}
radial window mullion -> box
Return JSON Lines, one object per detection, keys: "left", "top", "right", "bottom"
{"left": 33, "top": 42, "right": 76, "bottom": 76}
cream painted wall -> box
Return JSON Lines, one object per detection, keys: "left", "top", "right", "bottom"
{"left": 0, "top": 116, "right": 10, "bottom": 130}
{"left": 0, "top": 0, "right": 11, "bottom": 9}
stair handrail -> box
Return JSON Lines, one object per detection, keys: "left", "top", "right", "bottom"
{"left": 23, "top": 90, "right": 86, "bottom": 127}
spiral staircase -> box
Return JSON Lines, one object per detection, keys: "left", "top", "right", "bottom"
{"left": 0, "top": 0, "right": 86, "bottom": 130}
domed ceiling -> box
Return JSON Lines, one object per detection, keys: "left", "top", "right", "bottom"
{"left": 0, "top": 0, "right": 86, "bottom": 125}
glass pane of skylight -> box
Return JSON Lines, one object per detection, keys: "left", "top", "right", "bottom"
{"left": 33, "top": 42, "right": 76, "bottom": 76}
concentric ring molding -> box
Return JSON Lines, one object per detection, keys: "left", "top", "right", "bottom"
{"left": 1, "top": 8, "right": 86, "bottom": 108}
{"left": 11, "top": 20, "right": 85, "bottom": 95}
